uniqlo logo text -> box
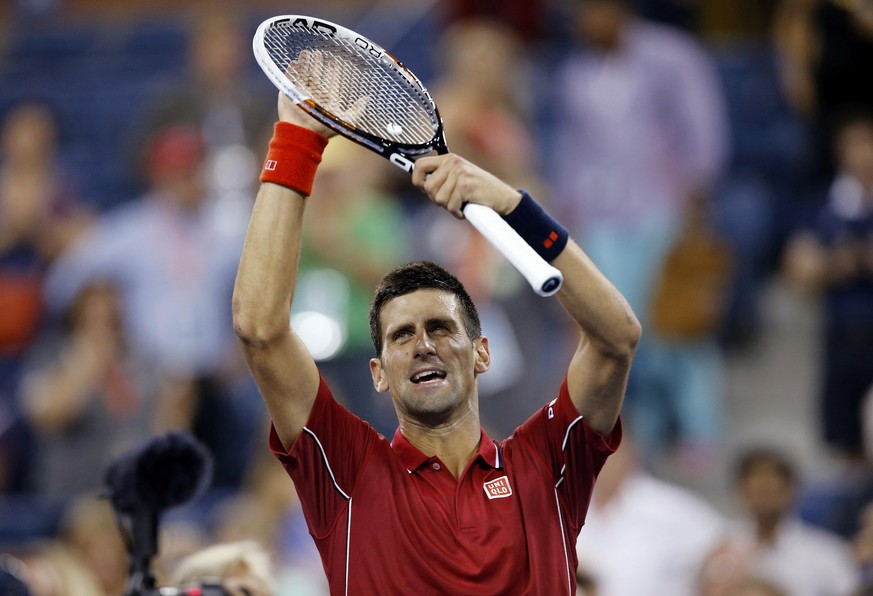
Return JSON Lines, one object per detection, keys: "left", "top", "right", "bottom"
{"left": 483, "top": 476, "right": 512, "bottom": 500}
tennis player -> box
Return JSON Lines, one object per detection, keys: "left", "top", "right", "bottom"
{"left": 232, "top": 94, "right": 640, "bottom": 594}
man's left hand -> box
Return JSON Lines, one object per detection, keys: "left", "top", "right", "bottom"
{"left": 412, "top": 154, "right": 521, "bottom": 219}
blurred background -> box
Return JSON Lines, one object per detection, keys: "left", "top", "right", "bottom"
{"left": 1, "top": 0, "right": 872, "bottom": 594}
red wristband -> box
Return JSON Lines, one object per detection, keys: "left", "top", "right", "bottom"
{"left": 260, "top": 122, "right": 329, "bottom": 196}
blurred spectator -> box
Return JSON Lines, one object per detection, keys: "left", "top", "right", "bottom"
{"left": 43, "top": 123, "right": 256, "bottom": 488}
{"left": 0, "top": 101, "right": 91, "bottom": 492}
{"left": 551, "top": 0, "right": 731, "bottom": 466}
{"left": 854, "top": 500, "right": 873, "bottom": 586}
{"left": 427, "top": 17, "right": 543, "bottom": 308}
{"left": 427, "top": 18, "right": 543, "bottom": 305}
{"left": 171, "top": 540, "right": 272, "bottom": 596}
{"left": 3, "top": 538, "right": 105, "bottom": 595}
{"left": 294, "top": 138, "right": 408, "bottom": 436}
{"left": 773, "top": 0, "right": 873, "bottom": 181}
{"left": 45, "top": 123, "right": 241, "bottom": 379}
{"left": 18, "top": 280, "right": 157, "bottom": 496}
{"left": 212, "top": 448, "right": 328, "bottom": 595}
{"left": 139, "top": 7, "right": 272, "bottom": 213}
{"left": 575, "top": 434, "right": 725, "bottom": 596}
{"left": 0, "top": 102, "right": 87, "bottom": 280}
{"left": 432, "top": 18, "right": 543, "bottom": 198}
{"left": 699, "top": 447, "right": 858, "bottom": 596}
{"left": 784, "top": 107, "right": 873, "bottom": 458}
{"left": 57, "top": 495, "right": 128, "bottom": 596}
{"left": 696, "top": 0, "right": 808, "bottom": 350}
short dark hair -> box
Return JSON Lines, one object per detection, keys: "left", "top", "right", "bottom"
{"left": 734, "top": 447, "right": 797, "bottom": 487}
{"left": 369, "top": 261, "right": 481, "bottom": 356}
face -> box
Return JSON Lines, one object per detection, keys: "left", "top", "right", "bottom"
{"left": 73, "top": 283, "right": 122, "bottom": 336}
{"left": 370, "top": 289, "right": 489, "bottom": 425}
{"left": 1, "top": 104, "right": 56, "bottom": 162}
{"left": 837, "top": 120, "right": 873, "bottom": 189}
{"left": 164, "top": 168, "right": 207, "bottom": 211}
{"left": 445, "top": 22, "right": 517, "bottom": 98}
{"left": 576, "top": 1, "right": 627, "bottom": 49}
{"left": 192, "top": 15, "right": 245, "bottom": 89}
{"left": 739, "top": 461, "right": 794, "bottom": 521}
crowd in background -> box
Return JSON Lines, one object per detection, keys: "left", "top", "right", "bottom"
{"left": 0, "top": 0, "right": 872, "bottom": 594}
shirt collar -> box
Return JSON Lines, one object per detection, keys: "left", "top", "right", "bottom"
{"left": 391, "top": 427, "right": 502, "bottom": 473}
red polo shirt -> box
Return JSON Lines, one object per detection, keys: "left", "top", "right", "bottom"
{"left": 270, "top": 375, "right": 620, "bottom": 595}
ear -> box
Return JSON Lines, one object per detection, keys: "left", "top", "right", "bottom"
{"left": 474, "top": 336, "right": 490, "bottom": 375}
{"left": 370, "top": 357, "right": 389, "bottom": 393}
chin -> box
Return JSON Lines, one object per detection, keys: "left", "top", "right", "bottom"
{"left": 401, "top": 391, "right": 458, "bottom": 423}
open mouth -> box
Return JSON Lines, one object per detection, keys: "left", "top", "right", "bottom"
{"left": 410, "top": 370, "right": 447, "bottom": 384}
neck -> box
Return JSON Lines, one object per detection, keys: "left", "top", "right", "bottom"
{"left": 399, "top": 406, "right": 481, "bottom": 479}
{"left": 755, "top": 514, "right": 783, "bottom": 546}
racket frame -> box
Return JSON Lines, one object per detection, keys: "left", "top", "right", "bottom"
{"left": 253, "top": 15, "right": 563, "bottom": 297}
{"left": 253, "top": 15, "right": 447, "bottom": 173}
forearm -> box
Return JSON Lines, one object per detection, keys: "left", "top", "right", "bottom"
{"left": 232, "top": 106, "right": 332, "bottom": 447}
{"left": 232, "top": 182, "right": 306, "bottom": 343}
{"left": 233, "top": 105, "right": 331, "bottom": 338}
{"left": 548, "top": 235, "right": 639, "bottom": 436}
{"left": 502, "top": 193, "right": 638, "bottom": 433}
{"left": 554, "top": 239, "right": 639, "bottom": 435}
{"left": 21, "top": 354, "right": 97, "bottom": 433}
{"left": 553, "top": 240, "right": 641, "bottom": 359}
{"left": 500, "top": 190, "right": 639, "bottom": 354}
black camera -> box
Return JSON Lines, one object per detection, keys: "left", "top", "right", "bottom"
{"left": 103, "top": 432, "right": 214, "bottom": 596}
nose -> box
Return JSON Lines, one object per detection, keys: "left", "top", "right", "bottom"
{"left": 413, "top": 331, "right": 436, "bottom": 358}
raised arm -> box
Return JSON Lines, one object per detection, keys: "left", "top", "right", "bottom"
{"left": 412, "top": 154, "right": 641, "bottom": 436}
{"left": 232, "top": 94, "right": 334, "bottom": 449}
{"left": 550, "top": 238, "right": 641, "bottom": 436}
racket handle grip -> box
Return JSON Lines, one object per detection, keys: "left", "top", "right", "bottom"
{"left": 462, "top": 203, "right": 564, "bottom": 297}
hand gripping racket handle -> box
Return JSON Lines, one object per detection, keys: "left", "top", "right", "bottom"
{"left": 461, "top": 203, "right": 563, "bottom": 297}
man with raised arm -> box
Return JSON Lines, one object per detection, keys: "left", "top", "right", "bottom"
{"left": 232, "top": 92, "right": 641, "bottom": 594}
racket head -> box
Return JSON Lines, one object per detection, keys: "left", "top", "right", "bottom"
{"left": 253, "top": 15, "right": 447, "bottom": 170}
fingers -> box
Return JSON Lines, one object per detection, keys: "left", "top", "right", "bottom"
{"left": 341, "top": 95, "right": 369, "bottom": 127}
{"left": 294, "top": 50, "right": 368, "bottom": 127}
{"left": 279, "top": 51, "right": 337, "bottom": 138}
{"left": 414, "top": 154, "right": 508, "bottom": 218}
{"left": 411, "top": 155, "right": 440, "bottom": 187}
{"left": 322, "top": 52, "right": 346, "bottom": 113}
{"left": 288, "top": 49, "right": 320, "bottom": 92}
{"left": 412, "top": 156, "right": 461, "bottom": 219}
{"left": 434, "top": 171, "right": 463, "bottom": 219}
{"left": 284, "top": 50, "right": 369, "bottom": 136}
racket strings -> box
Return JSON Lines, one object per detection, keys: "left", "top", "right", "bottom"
{"left": 263, "top": 23, "right": 437, "bottom": 146}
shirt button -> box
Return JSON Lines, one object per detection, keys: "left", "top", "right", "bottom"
{"left": 432, "top": 462, "right": 441, "bottom": 471}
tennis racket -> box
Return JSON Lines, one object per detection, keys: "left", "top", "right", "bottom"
{"left": 252, "top": 15, "right": 563, "bottom": 297}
